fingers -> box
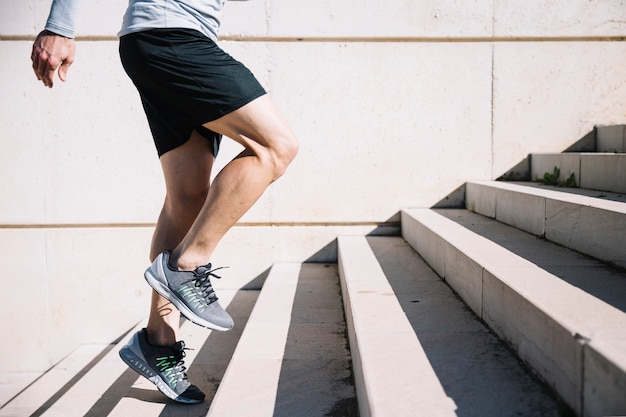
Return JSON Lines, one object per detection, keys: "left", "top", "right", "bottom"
{"left": 31, "top": 45, "right": 44, "bottom": 83}
{"left": 57, "top": 63, "right": 68, "bottom": 83}
{"left": 57, "top": 58, "right": 74, "bottom": 83}
{"left": 30, "top": 32, "right": 75, "bottom": 88}
{"left": 31, "top": 46, "right": 56, "bottom": 87}
{"left": 31, "top": 44, "right": 57, "bottom": 88}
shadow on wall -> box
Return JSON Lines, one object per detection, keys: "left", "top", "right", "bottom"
{"left": 289, "top": 125, "right": 612, "bottom": 272}
{"left": 498, "top": 127, "right": 597, "bottom": 182}
{"left": 430, "top": 126, "right": 602, "bottom": 208}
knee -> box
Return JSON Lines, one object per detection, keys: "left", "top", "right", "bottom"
{"left": 268, "top": 132, "right": 299, "bottom": 181}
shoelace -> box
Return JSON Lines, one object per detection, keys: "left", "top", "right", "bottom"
{"left": 184, "top": 265, "right": 227, "bottom": 305}
{"left": 157, "top": 341, "right": 192, "bottom": 389}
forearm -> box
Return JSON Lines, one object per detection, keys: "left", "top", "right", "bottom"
{"left": 45, "top": 0, "right": 80, "bottom": 38}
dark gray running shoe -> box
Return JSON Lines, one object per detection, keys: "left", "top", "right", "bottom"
{"left": 144, "top": 251, "right": 234, "bottom": 331}
{"left": 119, "top": 328, "right": 205, "bottom": 404}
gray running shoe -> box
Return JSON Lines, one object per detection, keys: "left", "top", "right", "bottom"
{"left": 144, "top": 251, "right": 234, "bottom": 331}
{"left": 119, "top": 328, "right": 205, "bottom": 404}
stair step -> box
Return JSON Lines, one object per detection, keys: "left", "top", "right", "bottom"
{"left": 338, "top": 236, "right": 456, "bottom": 417}
{"left": 465, "top": 180, "right": 626, "bottom": 269}
{"left": 207, "top": 263, "right": 301, "bottom": 417}
{"left": 0, "top": 265, "right": 356, "bottom": 417}
{"left": 401, "top": 208, "right": 626, "bottom": 417}
{"left": 0, "top": 345, "right": 108, "bottom": 416}
{"left": 530, "top": 152, "right": 626, "bottom": 194}
{"left": 597, "top": 124, "right": 626, "bottom": 153}
{"left": 104, "top": 288, "right": 253, "bottom": 417}
{"left": 34, "top": 322, "right": 148, "bottom": 417}
{"left": 207, "top": 263, "right": 356, "bottom": 417}
{"left": 0, "top": 290, "right": 248, "bottom": 417}
{"left": 208, "top": 264, "right": 356, "bottom": 417}
{"left": 0, "top": 373, "right": 41, "bottom": 409}
{"left": 338, "top": 235, "right": 566, "bottom": 417}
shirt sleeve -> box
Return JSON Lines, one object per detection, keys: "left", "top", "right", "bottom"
{"left": 44, "top": 0, "right": 80, "bottom": 38}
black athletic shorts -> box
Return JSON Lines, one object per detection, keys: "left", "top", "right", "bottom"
{"left": 119, "top": 28, "right": 267, "bottom": 157}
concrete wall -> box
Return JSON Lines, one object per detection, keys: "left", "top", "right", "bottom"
{"left": 1, "top": 0, "right": 625, "bottom": 373}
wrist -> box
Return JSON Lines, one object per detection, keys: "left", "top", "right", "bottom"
{"left": 41, "top": 29, "right": 74, "bottom": 40}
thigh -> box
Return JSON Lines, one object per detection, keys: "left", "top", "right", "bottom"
{"left": 159, "top": 129, "right": 215, "bottom": 199}
{"left": 202, "top": 94, "right": 296, "bottom": 151}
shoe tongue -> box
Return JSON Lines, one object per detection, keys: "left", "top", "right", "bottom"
{"left": 172, "top": 341, "right": 185, "bottom": 352}
{"left": 194, "top": 263, "right": 213, "bottom": 275}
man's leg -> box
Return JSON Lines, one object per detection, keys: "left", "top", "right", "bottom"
{"left": 145, "top": 94, "right": 298, "bottom": 336}
{"left": 146, "top": 130, "right": 216, "bottom": 346}
{"left": 169, "top": 94, "right": 299, "bottom": 271}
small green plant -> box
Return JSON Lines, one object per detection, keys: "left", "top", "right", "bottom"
{"left": 538, "top": 166, "right": 577, "bottom": 187}
{"left": 563, "top": 172, "right": 577, "bottom": 187}
{"left": 541, "top": 166, "right": 561, "bottom": 185}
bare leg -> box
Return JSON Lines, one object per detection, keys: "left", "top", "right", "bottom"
{"left": 146, "top": 130, "right": 216, "bottom": 346}
{"left": 147, "top": 94, "right": 298, "bottom": 344}
{"left": 171, "top": 95, "right": 299, "bottom": 270}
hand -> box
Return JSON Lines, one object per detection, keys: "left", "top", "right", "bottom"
{"left": 31, "top": 30, "right": 76, "bottom": 88}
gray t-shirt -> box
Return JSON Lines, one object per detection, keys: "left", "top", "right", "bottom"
{"left": 118, "top": 0, "right": 226, "bottom": 41}
{"left": 46, "top": 0, "right": 227, "bottom": 41}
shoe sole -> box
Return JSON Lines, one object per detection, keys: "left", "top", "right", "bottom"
{"left": 144, "top": 256, "right": 232, "bottom": 332}
{"left": 119, "top": 345, "right": 202, "bottom": 404}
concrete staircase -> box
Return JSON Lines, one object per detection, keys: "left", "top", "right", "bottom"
{"left": 1, "top": 238, "right": 571, "bottom": 417}
{"left": 2, "top": 127, "right": 625, "bottom": 417}
{"left": 400, "top": 127, "right": 626, "bottom": 417}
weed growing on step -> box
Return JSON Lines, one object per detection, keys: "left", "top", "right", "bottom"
{"left": 538, "top": 166, "right": 577, "bottom": 187}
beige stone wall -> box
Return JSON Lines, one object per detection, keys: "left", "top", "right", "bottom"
{"left": 1, "top": 0, "right": 625, "bottom": 373}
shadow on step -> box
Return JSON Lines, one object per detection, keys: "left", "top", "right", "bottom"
{"left": 82, "top": 289, "right": 257, "bottom": 417}
{"left": 437, "top": 209, "right": 626, "bottom": 314}
{"left": 25, "top": 329, "right": 134, "bottom": 417}
{"left": 274, "top": 264, "right": 359, "bottom": 417}
{"left": 366, "top": 237, "right": 572, "bottom": 417}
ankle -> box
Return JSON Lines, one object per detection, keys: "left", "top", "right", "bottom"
{"left": 170, "top": 250, "right": 209, "bottom": 272}
{"left": 146, "top": 326, "right": 177, "bottom": 347}
{"left": 146, "top": 332, "right": 175, "bottom": 347}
